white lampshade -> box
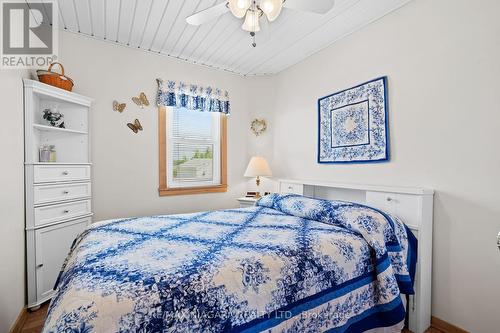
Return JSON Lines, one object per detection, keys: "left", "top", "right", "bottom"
{"left": 260, "top": 0, "right": 283, "bottom": 22}
{"left": 244, "top": 156, "right": 272, "bottom": 177}
{"left": 242, "top": 9, "right": 261, "bottom": 32}
{"left": 228, "top": 0, "right": 252, "bottom": 18}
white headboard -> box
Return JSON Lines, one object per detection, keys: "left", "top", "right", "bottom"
{"left": 278, "top": 179, "right": 434, "bottom": 333}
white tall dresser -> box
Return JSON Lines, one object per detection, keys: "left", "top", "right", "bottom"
{"left": 24, "top": 79, "right": 93, "bottom": 309}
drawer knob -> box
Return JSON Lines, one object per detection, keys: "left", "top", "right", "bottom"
{"left": 63, "top": 210, "right": 70, "bottom": 214}
{"left": 386, "top": 197, "right": 393, "bottom": 202}
{"left": 62, "top": 171, "right": 69, "bottom": 175}
{"left": 36, "top": 263, "right": 43, "bottom": 268}
{"left": 63, "top": 191, "right": 69, "bottom": 194}
{"left": 497, "top": 232, "right": 500, "bottom": 252}
{"left": 288, "top": 186, "right": 293, "bottom": 190}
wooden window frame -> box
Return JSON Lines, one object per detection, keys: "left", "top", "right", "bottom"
{"left": 158, "top": 106, "right": 227, "bottom": 196}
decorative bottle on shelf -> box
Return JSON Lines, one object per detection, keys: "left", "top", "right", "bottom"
{"left": 39, "top": 145, "right": 50, "bottom": 162}
{"left": 49, "top": 145, "right": 57, "bottom": 162}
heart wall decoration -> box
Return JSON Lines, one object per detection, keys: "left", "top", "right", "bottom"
{"left": 251, "top": 119, "right": 267, "bottom": 136}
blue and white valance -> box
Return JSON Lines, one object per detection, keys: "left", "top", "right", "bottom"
{"left": 156, "top": 78, "right": 230, "bottom": 114}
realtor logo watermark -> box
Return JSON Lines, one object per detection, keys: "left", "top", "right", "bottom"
{"left": 1, "top": 0, "right": 58, "bottom": 69}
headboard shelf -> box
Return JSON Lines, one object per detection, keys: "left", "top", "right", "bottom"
{"left": 279, "top": 178, "right": 434, "bottom": 195}
{"left": 277, "top": 178, "right": 434, "bottom": 333}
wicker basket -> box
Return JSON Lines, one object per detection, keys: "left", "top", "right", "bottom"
{"left": 37, "top": 62, "right": 74, "bottom": 91}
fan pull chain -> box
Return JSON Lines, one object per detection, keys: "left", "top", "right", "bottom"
{"left": 250, "top": 31, "right": 257, "bottom": 47}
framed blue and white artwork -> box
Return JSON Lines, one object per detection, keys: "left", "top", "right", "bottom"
{"left": 318, "top": 76, "right": 389, "bottom": 163}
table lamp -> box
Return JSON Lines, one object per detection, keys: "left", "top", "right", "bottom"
{"left": 244, "top": 156, "right": 272, "bottom": 198}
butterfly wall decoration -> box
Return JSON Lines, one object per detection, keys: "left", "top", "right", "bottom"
{"left": 113, "top": 100, "right": 126, "bottom": 113}
{"left": 132, "top": 92, "right": 150, "bottom": 109}
{"left": 127, "top": 119, "right": 143, "bottom": 133}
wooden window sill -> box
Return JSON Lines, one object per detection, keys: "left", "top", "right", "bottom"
{"left": 159, "top": 185, "right": 228, "bottom": 196}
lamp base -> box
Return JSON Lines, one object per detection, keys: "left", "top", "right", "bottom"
{"left": 255, "top": 176, "right": 262, "bottom": 198}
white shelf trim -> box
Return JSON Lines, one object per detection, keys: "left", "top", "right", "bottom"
{"left": 33, "top": 124, "right": 88, "bottom": 135}
{"left": 23, "top": 79, "right": 93, "bottom": 106}
{"left": 279, "top": 179, "right": 434, "bottom": 195}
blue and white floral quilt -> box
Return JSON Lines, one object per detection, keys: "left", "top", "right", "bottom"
{"left": 43, "top": 194, "right": 417, "bottom": 333}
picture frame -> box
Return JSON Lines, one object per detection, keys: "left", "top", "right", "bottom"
{"left": 245, "top": 191, "right": 258, "bottom": 198}
{"left": 318, "top": 76, "right": 389, "bottom": 164}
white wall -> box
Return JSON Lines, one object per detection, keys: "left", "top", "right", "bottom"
{"left": 58, "top": 32, "right": 250, "bottom": 220}
{"left": 2, "top": 1, "right": 500, "bottom": 331}
{"left": 245, "top": 77, "right": 276, "bottom": 194}
{"left": 0, "top": 70, "right": 28, "bottom": 332}
{"left": 263, "top": 0, "right": 500, "bottom": 331}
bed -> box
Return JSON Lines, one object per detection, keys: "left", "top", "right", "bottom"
{"left": 42, "top": 193, "right": 421, "bottom": 333}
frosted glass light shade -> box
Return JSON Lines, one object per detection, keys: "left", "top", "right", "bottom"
{"left": 260, "top": 0, "right": 283, "bottom": 21}
{"left": 244, "top": 156, "right": 272, "bottom": 177}
{"left": 242, "top": 9, "right": 261, "bottom": 32}
{"left": 228, "top": 0, "right": 252, "bottom": 18}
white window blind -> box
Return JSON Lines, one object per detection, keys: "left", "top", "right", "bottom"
{"left": 167, "top": 108, "right": 221, "bottom": 188}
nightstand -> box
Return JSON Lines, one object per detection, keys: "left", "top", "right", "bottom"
{"left": 237, "top": 197, "right": 258, "bottom": 208}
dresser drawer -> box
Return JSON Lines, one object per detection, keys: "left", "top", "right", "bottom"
{"left": 34, "top": 182, "right": 91, "bottom": 206}
{"left": 34, "top": 199, "right": 92, "bottom": 227}
{"left": 280, "top": 182, "right": 304, "bottom": 195}
{"left": 34, "top": 165, "right": 91, "bottom": 184}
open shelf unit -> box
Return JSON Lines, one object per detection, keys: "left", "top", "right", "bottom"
{"left": 24, "top": 79, "right": 92, "bottom": 164}
{"left": 24, "top": 79, "right": 94, "bottom": 309}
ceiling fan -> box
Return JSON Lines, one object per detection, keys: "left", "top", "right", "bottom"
{"left": 186, "top": 0, "right": 336, "bottom": 47}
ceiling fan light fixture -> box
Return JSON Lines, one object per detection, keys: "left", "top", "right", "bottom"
{"left": 228, "top": 0, "right": 252, "bottom": 18}
{"left": 242, "top": 9, "right": 261, "bottom": 32}
{"left": 260, "top": 0, "right": 283, "bottom": 22}
{"left": 186, "top": 0, "right": 336, "bottom": 48}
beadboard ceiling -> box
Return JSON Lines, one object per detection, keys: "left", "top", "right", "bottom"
{"left": 55, "top": 0, "right": 411, "bottom": 76}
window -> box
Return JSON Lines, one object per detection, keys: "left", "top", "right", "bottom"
{"left": 158, "top": 106, "right": 227, "bottom": 196}
{"left": 169, "top": 108, "right": 220, "bottom": 187}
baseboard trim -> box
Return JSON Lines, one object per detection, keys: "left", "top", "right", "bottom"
{"left": 8, "top": 307, "right": 29, "bottom": 333}
{"left": 431, "top": 316, "right": 469, "bottom": 333}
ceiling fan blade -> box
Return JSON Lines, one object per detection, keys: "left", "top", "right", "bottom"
{"left": 283, "top": 0, "right": 335, "bottom": 14}
{"left": 186, "top": 2, "right": 229, "bottom": 26}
